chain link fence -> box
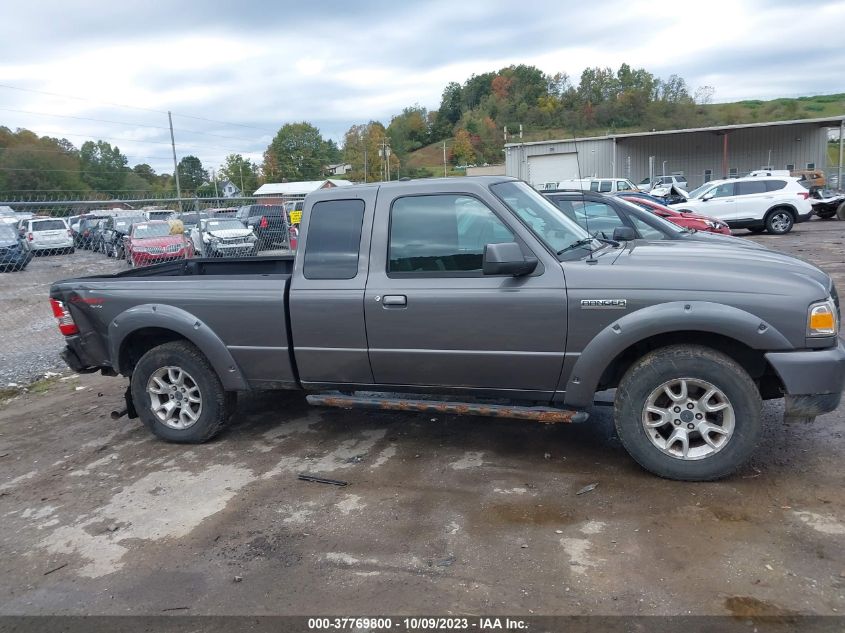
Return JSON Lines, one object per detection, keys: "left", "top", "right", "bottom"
{"left": 0, "top": 195, "right": 305, "bottom": 386}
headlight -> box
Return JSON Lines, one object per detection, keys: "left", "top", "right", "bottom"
{"left": 807, "top": 299, "right": 838, "bottom": 336}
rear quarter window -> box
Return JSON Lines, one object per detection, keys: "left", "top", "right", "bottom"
{"left": 764, "top": 180, "right": 787, "bottom": 192}
{"left": 303, "top": 199, "right": 365, "bottom": 280}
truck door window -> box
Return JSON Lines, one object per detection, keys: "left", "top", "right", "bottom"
{"left": 389, "top": 195, "right": 513, "bottom": 274}
{"left": 599, "top": 180, "right": 612, "bottom": 193}
{"left": 303, "top": 199, "right": 365, "bottom": 280}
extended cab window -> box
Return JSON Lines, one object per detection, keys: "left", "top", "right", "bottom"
{"left": 598, "top": 180, "right": 612, "bottom": 193}
{"left": 389, "top": 195, "right": 513, "bottom": 274}
{"left": 303, "top": 199, "right": 365, "bottom": 280}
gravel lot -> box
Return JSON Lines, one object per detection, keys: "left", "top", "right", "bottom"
{"left": 0, "top": 220, "right": 843, "bottom": 618}
{"left": 0, "top": 248, "right": 124, "bottom": 385}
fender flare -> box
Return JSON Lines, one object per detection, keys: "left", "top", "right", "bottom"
{"left": 108, "top": 303, "right": 249, "bottom": 391}
{"left": 562, "top": 301, "right": 792, "bottom": 408}
{"left": 765, "top": 203, "right": 798, "bottom": 218}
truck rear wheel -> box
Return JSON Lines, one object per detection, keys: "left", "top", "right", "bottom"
{"left": 614, "top": 344, "right": 762, "bottom": 481}
{"left": 130, "top": 341, "right": 235, "bottom": 443}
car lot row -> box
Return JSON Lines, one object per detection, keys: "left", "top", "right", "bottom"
{"left": 0, "top": 203, "right": 300, "bottom": 270}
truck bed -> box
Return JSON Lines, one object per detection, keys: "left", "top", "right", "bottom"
{"left": 50, "top": 256, "right": 298, "bottom": 390}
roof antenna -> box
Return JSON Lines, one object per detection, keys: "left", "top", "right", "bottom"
{"left": 570, "top": 129, "right": 597, "bottom": 263}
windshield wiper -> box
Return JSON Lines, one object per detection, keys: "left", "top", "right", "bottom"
{"left": 556, "top": 236, "right": 618, "bottom": 256}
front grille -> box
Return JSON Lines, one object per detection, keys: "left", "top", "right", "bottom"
{"left": 165, "top": 244, "right": 182, "bottom": 253}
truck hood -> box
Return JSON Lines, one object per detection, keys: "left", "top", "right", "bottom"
{"left": 611, "top": 240, "right": 831, "bottom": 295}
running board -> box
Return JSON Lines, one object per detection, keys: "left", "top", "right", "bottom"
{"left": 306, "top": 393, "right": 588, "bottom": 424}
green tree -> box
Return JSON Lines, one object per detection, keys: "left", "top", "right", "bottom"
{"left": 219, "top": 153, "right": 259, "bottom": 194}
{"left": 177, "top": 155, "right": 208, "bottom": 190}
{"left": 263, "top": 122, "right": 335, "bottom": 181}
{"left": 132, "top": 163, "right": 157, "bottom": 183}
{"left": 80, "top": 140, "right": 128, "bottom": 192}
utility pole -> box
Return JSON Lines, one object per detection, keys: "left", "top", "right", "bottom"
{"left": 168, "top": 111, "right": 182, "bottom": 211}
{"left": 364, "top": 147, "right": 368, "bottom": 183}
{"left": 238, "top": 164, "right": 245, "bottom": 193}
{"left": 443, "top": 142, "right": 447, "bottom": 177}
{"left": 212, "top": 168, "right": 219, "bottom": 198}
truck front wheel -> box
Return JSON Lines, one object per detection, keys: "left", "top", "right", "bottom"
{"left": 130, "top": 341, "right": 236, "bottom": 443}
{"left": 614, "top": 344, "right": 762, "bottom": 481}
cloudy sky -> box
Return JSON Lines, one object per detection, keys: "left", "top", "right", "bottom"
{"left": 1, "top": 0, "right": 844, "bottom": 174}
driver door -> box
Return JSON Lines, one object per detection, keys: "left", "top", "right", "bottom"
{"left": 364, "top": 189, "right": 567, "bottom": 395}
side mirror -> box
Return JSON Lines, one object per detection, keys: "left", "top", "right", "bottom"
{"left": 702, "top": 192, "right": 715, "bottom": 201}
{"left": 482, "top": 242, "right": 537, "bottom": 276}
{"left": 612, "top": 226, "right": 637, "bottom": 241}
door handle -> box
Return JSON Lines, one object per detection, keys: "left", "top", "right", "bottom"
{"left": 382, "top": 295, "right": 407, "bottom": 307}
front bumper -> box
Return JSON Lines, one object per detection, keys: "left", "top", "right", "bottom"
{"left": 131, "top": 249, "right": 192, "bottom": 265}
{"left": 766, "top": 341, "right": 845, "bottom": 416}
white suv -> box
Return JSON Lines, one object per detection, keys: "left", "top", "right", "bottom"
{"left": 670, "top": 176, "right": 812, "bottom": 235}
{"left": 22, "top": 218, "right": 74, "bottom": 254}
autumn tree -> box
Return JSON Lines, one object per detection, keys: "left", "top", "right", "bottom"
{"left": 451, "top": 129, "right": 475, "bottom": 165}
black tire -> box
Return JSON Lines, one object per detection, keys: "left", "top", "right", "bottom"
{"left": 837, "top": 201, "right": 845, "bottom": 221}
{"left": 816, "top": 211, "right": 836, "bottom": 220}
{"left": 764, "top": 208, "right": 794, "bottom": 234}
{"left": 613, "top": 344, "right": 762, "bottom": 481}
{"left": 130, "top": 341, "right": 235, "bottom": 443}
{"left": 747, "top": 227, "right": 765, "bottom": 234}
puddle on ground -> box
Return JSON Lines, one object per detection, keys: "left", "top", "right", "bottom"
{"left": 724, "top": 596, "right": 800, "bottom": 619}
{"left": 484, "top": 501, "right": 580, "bottom": 526}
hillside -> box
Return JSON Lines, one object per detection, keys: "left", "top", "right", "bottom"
{"left": 404, "top": 93, "right": 845, "bottom": 176}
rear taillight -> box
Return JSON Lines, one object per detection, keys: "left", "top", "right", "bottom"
{"left": 27, "top": 233, "right": 33, "bottom": 241}
{"left": 50, "top": 299, "right": 79, "bottom": 336}
{"left": 797, "top": 192, "right": 810, "bottom": 200}
{"left": 259, "top": 216, "right": 269, "bottom": 229}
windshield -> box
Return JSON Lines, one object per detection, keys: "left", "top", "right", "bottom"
{"left": 204, "top": 219, "right": 245, "bottom": 232}
{"left": 115, "top": 217, "right": 144, "bottom": 231}
{"left": 490, "top": 181, "right": 591, "bottom": 255}
{"left": 616, "top": 198, "right": 686, "bottom": 234}
{"left": 686, "top": 183, "right": 715, "bottom": 199}
{"left": 132, "top": 223, "right": 172, "bottom": 239}
{"left": 0, "top": 224, "right": 17, "bottom": 241}
{"left": 32, "top": 220, "right": 66, "bottom": 231}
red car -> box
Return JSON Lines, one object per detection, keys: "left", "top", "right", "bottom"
{"left": 618, "top": 194, "right": 731, "bottom": 235}
{"left": 125, "top": 221, "right": 194, "bottom": 267}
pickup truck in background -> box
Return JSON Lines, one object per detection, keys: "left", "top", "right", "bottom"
{"left": 50, "top": 177, "right": 845, "bottom": 481}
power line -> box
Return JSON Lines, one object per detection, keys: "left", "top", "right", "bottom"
{"left": 0, "top": 106, "right": 271, "bottom": 143}
{"left": 0, "top": 83, "right": 279, "bottom": 135}
{"left": 0, "top": 146, "right": 235, "bottom": 163}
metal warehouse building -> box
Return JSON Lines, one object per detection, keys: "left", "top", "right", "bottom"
{"left": 505, "top": 116, "right": 844, "bottom": 190}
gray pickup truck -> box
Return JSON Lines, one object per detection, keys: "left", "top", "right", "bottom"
{"left": 50, "top": 177, "right": 845, "bottom": 481}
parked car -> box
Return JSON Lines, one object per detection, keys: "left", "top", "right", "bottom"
{"left": 616, "top": 193, "right": 731, "bottom": 234}
{"left": 23, "top": 218, "right": 74, "bottom": 254}
{"left": 644, "top": 175, "right": 689, "bottom": 195}
{"left": 235, "top": 204, "right": 289, "bottom": 250}
{"left": 637, "top": 177, "right": 653, "bottom": 192}
{"left": 76, "top": 216, "right": 109, "bottom": 249}
{"left": 554, "top": 177, "right": 639, "bottom": 193}
{"left": 0, "top": 222, "right": 33, "bottom": 271}
{"left": 205, "top": 207, "right": 238, "bottom": 218}
{"left": 669, "top": 176, "right": 813, "bottom": 234}
{"left": 189, "top": 217, "right": 258, "bottom": 257}
{"left": 99, "top": 215, "right": 145, "bottom": 258}
{"left": 748, "top": 169, "right": 791, "bottom": 178}
{"left": 124, "top": 220, "right": 194, "bottom": 267}
{"left": 50, "top": 177, "right": 843, "bottom": 481}
{"left": 808, "top": 187, "right": 845, "bottom": 220}
{"left": 89, "top": 217, "right": 111, "bottom": 253}
{"left": 544, "top": 190, "right": 749, "bottom": 247}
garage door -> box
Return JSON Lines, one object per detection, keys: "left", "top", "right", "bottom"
{"left": 527, "top": 153, "right": 579, "bottom": 187}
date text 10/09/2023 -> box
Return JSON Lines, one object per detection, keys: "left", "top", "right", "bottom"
{"left": 307, "top": 617, "right": 529, "bottom": 630}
